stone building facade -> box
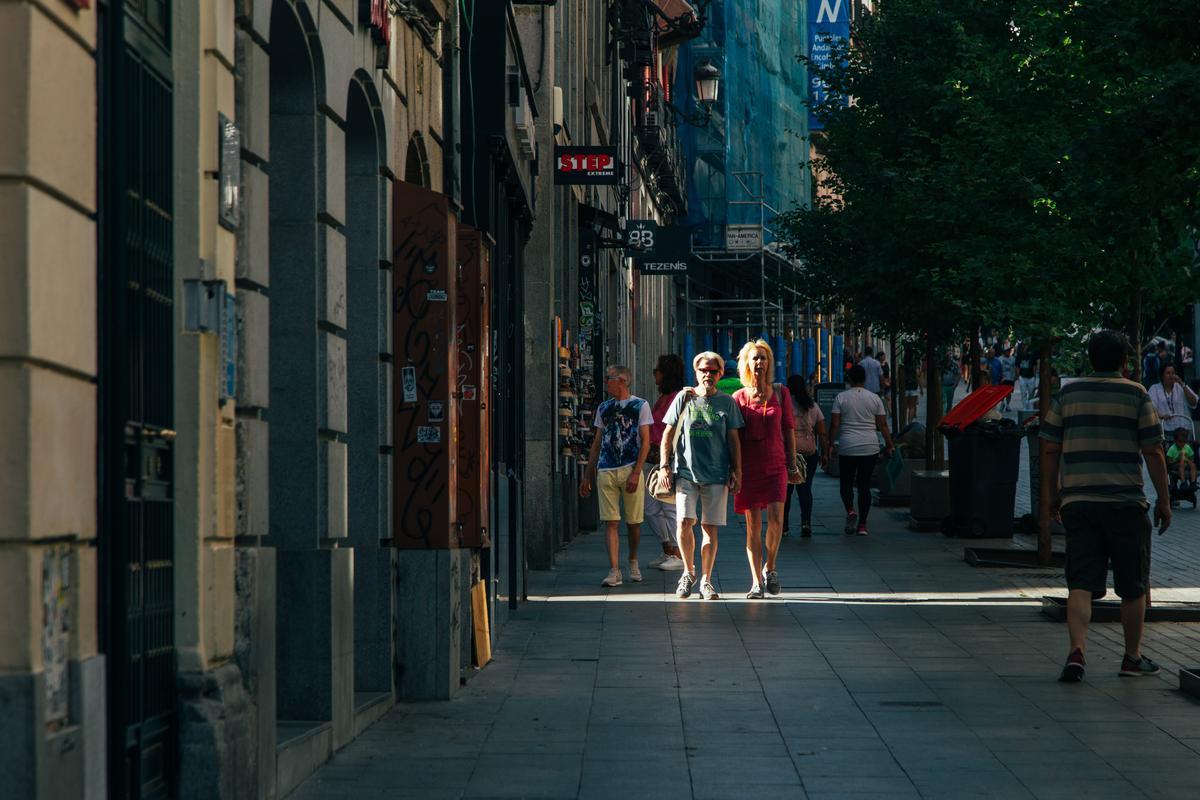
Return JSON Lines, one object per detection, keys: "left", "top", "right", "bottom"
{"left": 1, "top": 1, "right": 698, "bottom": 797}
{"left": 517, "top": 0, "right": 699, "bottom": 569}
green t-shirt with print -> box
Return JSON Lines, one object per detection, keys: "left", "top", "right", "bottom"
{"left": 663, "top": 390, "right": 745, "bottom": 485}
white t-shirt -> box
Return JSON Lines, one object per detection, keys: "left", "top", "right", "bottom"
{"left": 833, "top": 387, "right": 886, "bottom": 456}
{"left": 860, "top": 356, "right": 883, "bottom": 393}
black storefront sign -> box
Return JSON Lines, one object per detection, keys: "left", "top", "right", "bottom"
{"left": 632, "top": 223, "right": 692, "bottom": 274}
{"left": 554, "top": 146, "right": 620, "bottom": 185}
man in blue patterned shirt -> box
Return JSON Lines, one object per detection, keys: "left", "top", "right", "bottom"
{"left": 580, "top": 364, "right": 653, "bottom": 587}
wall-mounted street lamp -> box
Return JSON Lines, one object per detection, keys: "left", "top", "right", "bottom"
{"left": 665, "top": 60, "right": 721, "bottom": 128}
{"left": 693, "top": 60, "right": 720, "bottom": 106}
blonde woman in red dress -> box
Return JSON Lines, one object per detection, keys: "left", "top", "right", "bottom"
{"left": 733, "top": 339, "right": 797, "bottom": 598}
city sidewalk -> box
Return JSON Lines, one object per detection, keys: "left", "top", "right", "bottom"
{"left": 292, "top": 467, "right": 1200, "bottom": 799}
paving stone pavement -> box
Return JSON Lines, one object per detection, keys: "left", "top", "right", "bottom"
{"left": 292, "top": 448, "right": 1200, "bottom": 800}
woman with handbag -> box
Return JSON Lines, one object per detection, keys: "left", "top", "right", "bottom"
{"left": 782, "top": 374, "right": 828, "bottom": 538}
{"left": 732, "top": 339, "right": 797, "bottom": 598}
{"left": 643, "top": 354, "right": 686, "bottom": 571}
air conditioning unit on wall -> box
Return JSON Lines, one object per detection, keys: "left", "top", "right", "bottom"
{"left": 515, "top": 96, "right": 536, "bottom": 158}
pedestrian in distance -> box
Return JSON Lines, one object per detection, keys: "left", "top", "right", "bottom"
{"left": 783, "top": 374, "right": 829, "bottom": 539}
{"left": 1142, "top": 342, "right": 1168, "bottom": 388}
{"left": 1041, "top": 330, "right": 1171, "bottom": 683}
{"left": 657, "top": 352, "right": 744, "bottom": 600}
{"left": 1148, "top": 362, "right": 1197, "bottom": 443}
{"left": 1016, "top": 344, "right": 1039, "bottom": 411}
{"left": 732, "top": 340, "right": 798, "bottom": 598}
{"left": 901, "top": 344, "right": 921, "bottom": 427}
{"left": 998, "top": 347, "right": 1017, "bottom": 411}
{"left": 579, "top": 364, "right": 653, "bottom": 587}
{"left": 860, "top": 348, "right": 884, "bottom": 394}
{"left": 878, "top": 350, "right": 892, "bottom": 401}
{"left": 644, "top": 354, "right": 686, "bottom": 571}
{"left": 942, "top": 349, "right": 961, "bottom": 415}
{"left": 829, "top": 364, "right": 896, "bottom": 536}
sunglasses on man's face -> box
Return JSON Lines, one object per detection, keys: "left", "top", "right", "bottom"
{"left": 698, "top": 367, "right": 721, "bottom": 374}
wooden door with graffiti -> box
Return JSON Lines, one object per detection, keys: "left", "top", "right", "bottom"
{"left": 455, "top": 227, "right": 491, "bottom": 550}
{"left": 392, "top": 181, "right": 459, "bottom": 548}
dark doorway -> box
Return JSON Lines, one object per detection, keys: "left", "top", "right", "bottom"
{"left": 98, "top": 1, "right": 177, "bottom": 797}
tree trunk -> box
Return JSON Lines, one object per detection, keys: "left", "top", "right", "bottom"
{"left": 969, "top": 326, "right": 982, "bottom": 392}
{"left": 1037, "top": 339, "right": 1054, "bottom": 566}
{"left": 890, "top": 333, "right": 900, "bottom": 431}
{"left": 1132, "top": 283, "right": 1143, "bottom": 382}
{"left": 925, "top": 335, "right": 945, "bottom": 470}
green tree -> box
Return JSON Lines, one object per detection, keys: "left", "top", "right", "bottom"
{"left": 778, "top": 0, "right": 1199, "bottom": 561}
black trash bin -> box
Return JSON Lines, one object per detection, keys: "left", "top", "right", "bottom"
{"left": 943, "top": 420, "right": 1023, "bottom": 537}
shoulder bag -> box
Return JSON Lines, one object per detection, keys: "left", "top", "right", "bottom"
{"left": 648, "top": 393, "right": 692, "bottom": 503}
{"left": 778, "top": 384, "right": 806, "bottom": 485}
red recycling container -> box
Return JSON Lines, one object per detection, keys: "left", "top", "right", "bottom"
{"left": 937, "top": 384, "right": 1013, "bottom": 434}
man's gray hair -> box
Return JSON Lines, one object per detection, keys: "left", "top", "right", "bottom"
{"left": 607, "top": 364, "right": 632, "bottom": 382}
{"left": 693, "top": 351, "right": 725, "bottom": 372}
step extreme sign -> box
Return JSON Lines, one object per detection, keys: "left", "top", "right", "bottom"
{"left": 554, "top": 146, "right": 620, "bottom": 185}
{"left": 628, "top": 220, "right": 693, "bottom": 274}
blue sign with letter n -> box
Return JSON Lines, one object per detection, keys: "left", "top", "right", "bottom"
{"left": 808, "top": 0, "right": 851, "bottom": 131}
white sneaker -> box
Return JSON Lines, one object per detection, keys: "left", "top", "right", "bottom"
{"left": 657, "top": 555, "right": 685, "bottom": 571}
{"left": 647, "top": 553, "right": 670, "bottom": 569}
{"left": 601, "top": 568, "right": 622, "bottom": 587}
{"left": 628, "top": 560, "right": 642, "bottom": 582}
{"left": 700, "top": 580, "right": 719, "bottom": 600}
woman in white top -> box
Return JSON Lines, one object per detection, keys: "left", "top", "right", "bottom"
{"left": 829, "top": 364, "right": 895, "bottom": 536}
{"left": 1149, "top": 363, "right": 1197, "bottom": 440}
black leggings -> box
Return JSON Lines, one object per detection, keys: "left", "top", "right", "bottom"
{"left": 783, "top": 452, "right": 821, "bottom": 528}
{"left": 839, "top": 454, "right": 877, "bottom": 524}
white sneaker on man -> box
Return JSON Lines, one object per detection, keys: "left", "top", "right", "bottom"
{"left": 657, "top": 555, "right": 685, "bottom": 571}
{"left": 647, "top": 553, "right": 670, "bottom": 569}
{"left": 628, "top": 560, "right": 642, "bottom": 582}
{"left": 601, "top": 568, "right": 623, "bottom": 587}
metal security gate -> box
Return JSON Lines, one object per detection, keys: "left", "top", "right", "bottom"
{"left": 99, "top": 2, "right": 176, "bottom": 798}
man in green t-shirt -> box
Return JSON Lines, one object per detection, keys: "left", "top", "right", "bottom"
{"left": 658, "top": 351, "right": 744, "bottom": 601}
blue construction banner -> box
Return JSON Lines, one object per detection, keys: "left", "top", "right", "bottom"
{"left": 807, "top": 0, "right": 850, "bottom": 131}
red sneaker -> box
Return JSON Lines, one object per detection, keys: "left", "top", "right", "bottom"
{"left": 1059, "top": 649, "right": 1085, "bottom": 683}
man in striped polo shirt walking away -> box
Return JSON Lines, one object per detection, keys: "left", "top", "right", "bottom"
{"left": 1040, "top": 330, "right": 1172, "bottom": 683}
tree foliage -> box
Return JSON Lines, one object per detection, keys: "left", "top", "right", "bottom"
{"left": 777, "top": 0, "right": 1200, "bottom": 351}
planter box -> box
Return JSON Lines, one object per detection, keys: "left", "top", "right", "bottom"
{"left": 1180, "top": 668, "right": 1200, "bottom": 700}
{"left": 1041, "top": 596, "right": 1200, "bottom": 623}
{"left": 964, "top": 547, "right": 1065, "bottom": 568}
{"left": 909, "top": 470, "right": 950, "bottom": 531}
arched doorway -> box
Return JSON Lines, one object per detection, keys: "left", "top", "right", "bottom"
{"left": 267, "top": 0, "right": 332, "bottom": 726}
{"left": 343, "top": 73, "right": 391, "bottom": 699}
{"left": 404, "top": 132, "right": 431, "bottom": 188}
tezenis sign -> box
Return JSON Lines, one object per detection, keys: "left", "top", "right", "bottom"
{"left": 554, "top": 146, "right": 620, "bottom": 185}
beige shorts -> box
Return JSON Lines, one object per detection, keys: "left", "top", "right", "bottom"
{"left": 597, "top": 465, "right": 645, "bottom": 523}
{"left": 675, "top": 477, "right": 729, "bottom": 527}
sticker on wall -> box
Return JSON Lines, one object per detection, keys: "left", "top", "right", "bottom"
{"left": 417, "top": 426, "right": 441, "bottom": 443}
{"left": 462, "top": 385, "right": 478, "bottom": 401}
{"left": 401, "top": 366, "right": 418, "bottom": 403}
{"left": 428, "top": 401, "right": 445, "bottom": 423}
{"left": 426, "top": 289, "right": 448, "bottom": 302}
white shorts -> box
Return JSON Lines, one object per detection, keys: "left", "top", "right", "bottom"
{"left": 675, "top": 476, "right": 729, "bottom": 527}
